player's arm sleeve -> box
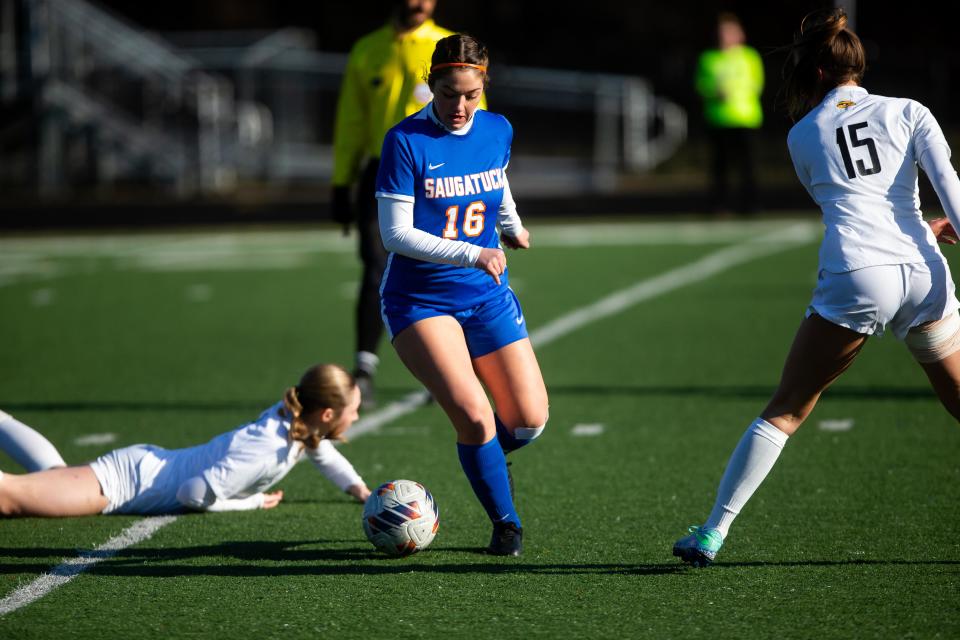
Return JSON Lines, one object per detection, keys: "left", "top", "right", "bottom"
{"left": 305, "top": 439, "right": 365, "bottom": 492}
{"left": 786, "top": 135, "right": 815, "bottom": 200}
{"left": 496, "top": 174, "right": 523, "bottom": 237}
{"left": 176, "top": 476, "right": 266, "bottom": 512}
{"left": 919, "top": 144, "right": 960, "bottom": 233}
{"left": 913, "top": 104, "right": 960, "bottom": 230}
{"left": 331, "top": 48, "right": 367, "bottom": 187}
{"left": 378, "top": 195, "right": 482, "bottom": 266}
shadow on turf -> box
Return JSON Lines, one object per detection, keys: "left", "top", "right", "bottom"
{"left": 0, "top": 540, "right": 682, "bottom": 576}
{"left": 2, "top": 541, "right": 955, "bottom": 577}
{"left": 544, "top": 384, "right": 937, "bottom": 401}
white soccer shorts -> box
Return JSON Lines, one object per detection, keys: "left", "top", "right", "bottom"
{"left": 807, "top": 259, "right": 960, "bottom": 339}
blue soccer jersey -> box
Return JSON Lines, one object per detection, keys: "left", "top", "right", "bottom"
{"left": 376, "top": 106, "right": 512, "bottom": 308}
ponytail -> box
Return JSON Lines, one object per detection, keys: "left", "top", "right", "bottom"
{"left": 780, "top": 8, "right": 866, "bottom": 120}
{"left": 282, "top": 364, "right": 355, "bottom": 448}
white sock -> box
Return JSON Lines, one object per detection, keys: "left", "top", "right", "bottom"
{"left": 355, "top": 351, "right": 379, "bottom": 376}
{"left": 703, "top": 418, "right": 789, "bottom": 539}
{"left": 0, "top": 411, "right": 67, "bottom": 472}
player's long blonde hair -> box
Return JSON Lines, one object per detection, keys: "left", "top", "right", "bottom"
{"left": 282, "top": 364, "right": 355, "bottom": 448}
{"left": 780, "top": 8, "right": 866, "bottom": 120}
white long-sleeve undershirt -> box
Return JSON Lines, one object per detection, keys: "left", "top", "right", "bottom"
{"left": 175, "top": 440, "right": 363, "bottom": 512}
{"left": 176, "top": 476, "right": 265, "bottom": 512}
{"left": 304, "top": 439, "right": 364, "bottom": 492}
{"left": 377, "top": 175, "right": 523, "bottom": 265}
{"left": 919, "top": 143, "right": 960, "bottom": 233}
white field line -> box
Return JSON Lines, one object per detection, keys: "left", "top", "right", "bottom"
{"left": 0, "top": 220, "right": 821, "bottom": 284}
{"left": 72, "top": 433, "right": 117, "bottom": 446}
{"left": 0, "top": 516, "right": 177, "bottom": 616}
{"left": 529, "top": 223, "right": 817, "bottom": 346}
{"left": 819, "top": 418, "right": 855, "bottom": 432}
{"left": 571, "top": 424, "right": 606, "bottom": 436}
{"left": 0, "top": 221, "right": 817, "bottom": 616}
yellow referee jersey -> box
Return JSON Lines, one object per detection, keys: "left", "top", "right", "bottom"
{"left": 332, "top": 19, "right": 486, "bottom": 187}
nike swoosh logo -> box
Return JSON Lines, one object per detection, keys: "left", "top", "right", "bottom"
{"left": 516, "top": 315, "right": 524, "bottom": 325}
{"left": 428, "top": 162, "right": 445, "bottom": 170}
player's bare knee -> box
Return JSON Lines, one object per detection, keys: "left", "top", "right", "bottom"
{"left": 906, "top": 313, "right": 960, "bottom": 364}
{"left": 452, "top": 393, "right": 492, "bottom": 427}
{"left": 512, "top": 410, "right": 548, "bottom": 443}
{"left": 522, "top": 407, "right": 549, "bottom": 432}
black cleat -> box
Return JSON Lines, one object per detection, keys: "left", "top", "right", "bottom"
{"left": 486, "top": 521, "right": 523, "bottom": 556}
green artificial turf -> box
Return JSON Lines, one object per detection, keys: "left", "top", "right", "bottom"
{"left": 0, "top": 220, "right": 957, "bottom": 638}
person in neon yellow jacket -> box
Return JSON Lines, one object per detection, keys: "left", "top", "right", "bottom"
{"left": 695, "top": 13, "right": 764, "bottom": 214}
{"left": 330, "top": 0, "right": 485, "bottom": 407}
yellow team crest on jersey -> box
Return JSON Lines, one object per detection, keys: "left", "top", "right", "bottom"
{"left": 836, "top": 100, "right": 856, "bottom": 109}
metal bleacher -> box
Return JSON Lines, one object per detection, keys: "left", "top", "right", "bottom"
{"left": 1, "top": 0, "right": 687, "bottom": 201}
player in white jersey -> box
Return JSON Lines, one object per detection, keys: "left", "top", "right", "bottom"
{"left": 674, "top": 9, "right": 960, "bottom": 567}
{"left": 0, "top": 364, "right": 370, "bottom": 517}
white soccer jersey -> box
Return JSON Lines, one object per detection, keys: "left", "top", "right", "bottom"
{"left": 787, "top": 85, "right": 951, "bottom": 273}
{"left": 91, "top": 402, "right": 364, "bottom": 514}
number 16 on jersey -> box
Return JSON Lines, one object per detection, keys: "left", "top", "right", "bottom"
{"left": 443, "top": 201, "right": 487, "bottom": 239}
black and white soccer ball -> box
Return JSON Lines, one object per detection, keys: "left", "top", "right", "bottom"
{"left": 362, "top": 480, "right": 439, "bottom": 556}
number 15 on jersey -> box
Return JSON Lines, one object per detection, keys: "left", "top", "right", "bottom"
{"left": 835, "top": 121, "right": 882, "bottom": 179}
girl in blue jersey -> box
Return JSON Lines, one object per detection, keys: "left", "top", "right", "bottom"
{"left": 375, "top": 34, "right": 548, "bottom": 556}
{"left": 674, "top": 9, "right": 960, "bottom": 567}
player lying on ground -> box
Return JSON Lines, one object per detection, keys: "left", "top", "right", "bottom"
{"left": 0, "top": 364, "right": 370, "bottom": 516}
{"left": 674, "top": 8, "right": 960, "bottom": 567}
{"left": 375, "top": 34, "right": 549, "bottom": 556}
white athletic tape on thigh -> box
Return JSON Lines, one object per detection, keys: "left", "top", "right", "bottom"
{"left": 905, "top": 312, "right": 960, "bottom": 363}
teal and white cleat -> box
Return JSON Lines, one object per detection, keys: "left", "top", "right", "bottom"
{"left": 673, "top": 526, "right": 723, "bottom": 567}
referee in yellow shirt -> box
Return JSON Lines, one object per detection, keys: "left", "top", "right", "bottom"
{"left": 695, "top": 12, "right": 764, "bottom": 214}
{"left": 332, "top": 0, "right": 484, "bottom": 406}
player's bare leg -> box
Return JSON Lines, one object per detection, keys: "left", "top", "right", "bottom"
{"left": 393, "top": 315, "right": 495, "bottom": 444}
{"left": 675, "top": 314, "right": 867, "bottom": 566}
{"left": 916, "top": 344, "right": 960, "bottom": 421}
{"left": 472, "top": 337, "right": 547, "bottom": 555}
{"left": 0, "top": 466, "right": 108, "bottom": 517}
{"left": 473, "top": 338, "right": 549, "bottom": 434}
{"left": 393, "top": 315, "right": 521, "bottom": 555}
{"left": 762, "top": 313, "right": 868, "bottom": 434}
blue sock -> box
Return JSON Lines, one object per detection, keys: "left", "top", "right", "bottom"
{"left": 457, "top": 438, "right": 520, "bottom": 528}
{"left": 495, "top": 414, "right": 537, "bottom": 454}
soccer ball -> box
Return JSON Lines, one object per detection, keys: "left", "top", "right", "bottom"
{"left": 362, "top": 480, "right": 439, "bottom": 556}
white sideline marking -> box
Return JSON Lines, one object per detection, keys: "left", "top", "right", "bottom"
{"left": 339, "top": 281, "right": 359, "bottom": 300}
{"left": 0, "top": 221, "right": 817, "bottom": 616}
{"left": 529, "top": 223, "right": 817, "bottom": 346}
{"left": 0, "top": 516, "right": 176, "bottom": 616}
{"left": 819, "top": 418, "right": 855, "bottom": 432}
{"left": 0, "top": 220, "right": 821, "bottom": 284}
{"left": 73, "top": 433, "right": 117, "bottom": 446}
{"left": 349, "top": 390, "right": 434, "bottom": 438}
{"left": 571, "top": 423, "right": 605, "bottom": 436}
{"left": 30, "top": 288, "right": 55, "bottom": 307}
{"left": 185, "top": 284, "right": 212, "bottom": 303}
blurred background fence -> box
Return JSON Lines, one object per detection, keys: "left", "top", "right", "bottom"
{"left": 1, "top": 0, "right": 957, "bottom": 224}
{"left": 0, "top": 0, "right": 686, "bottom": 207}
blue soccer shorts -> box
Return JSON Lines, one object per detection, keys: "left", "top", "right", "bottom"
{"left": 381, "top": 287, "right": 528, "bottom": 358}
